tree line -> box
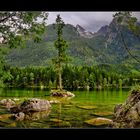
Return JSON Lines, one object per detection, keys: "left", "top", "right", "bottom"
{"left": 2, "top": 65, "right": 140, "bottom": 90}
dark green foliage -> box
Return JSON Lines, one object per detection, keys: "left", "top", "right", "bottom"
{"left": 3, "top": 65, "right": 140, "bottom": 89}
{"left": 129, "top": 85, "right": 140, "bottom": 94}
{"left": 53, "top": 15, "right": 69, "bottom": 90}
{"left": 0, "top": 11, "right": 48, "bottom": 87}
{"left": 0, "top": 11, "right": 48, "bottom": 48}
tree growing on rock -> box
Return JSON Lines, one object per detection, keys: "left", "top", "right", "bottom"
{"left": 52, "top": 15, "right": 69, "bottom": 90}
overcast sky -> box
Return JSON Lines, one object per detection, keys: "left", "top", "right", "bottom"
{"left": 47, "top": 12, "right": 140, "bottom": 32}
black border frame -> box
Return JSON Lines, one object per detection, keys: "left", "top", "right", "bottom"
{"left": 0, "top": 0, "right": 140, "bottom": 139}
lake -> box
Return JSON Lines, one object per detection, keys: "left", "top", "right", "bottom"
{"left": 0, "top": 88, "right": 130, "bottom": 128}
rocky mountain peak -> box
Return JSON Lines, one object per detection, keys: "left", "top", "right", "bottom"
{"left": 76, "top": 24, "right": 86, "bottom": 32}
{"left": 76, "top": 24, "right": 94, "bottom": 38}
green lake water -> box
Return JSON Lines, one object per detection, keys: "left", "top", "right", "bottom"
{"left": 0, "top": 88, "right": 130, "bottom": 128}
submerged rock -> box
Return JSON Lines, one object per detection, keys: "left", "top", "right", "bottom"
{"left": 84, "top": 117, "right": 113, "bottom": 126}
{"left": 112, "top": 86, "right": 140, "bottom": 128}
{"left": 50, "top": 118, "right": 63, "bottom": 123}
{"left": 50, "top": 118, "right": 71, "bottom": 127}
{"left": 76, "top": 105, "right": 97, "bottom": 110}
{"left": 12, "top": 110, "right": 51, "bottom": 121}
{"left": 50, "top": 90, "right": 75, "bottom": 98}
{"left": 91, "top": 111, "right": 113, "bottom": 117}
{"left": 49, "top": 100, "right": 60, "bottom": 104}
{"left": 0, "top": 114, "right": 13, "bottom": 120}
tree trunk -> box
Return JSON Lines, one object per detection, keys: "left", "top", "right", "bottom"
{"left": 58, "top": 60, "right": 62, "bottom": 90}
{"left": 58, "top": 68, "right": 62, "bottom": 90}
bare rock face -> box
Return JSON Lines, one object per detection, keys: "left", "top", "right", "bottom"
{"left": 112, "top": 86, "right": 140, "bottom": 128}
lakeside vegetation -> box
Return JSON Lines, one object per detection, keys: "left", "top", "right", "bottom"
{"left": 1, "top": 65, "right": 140, "bottom": 90}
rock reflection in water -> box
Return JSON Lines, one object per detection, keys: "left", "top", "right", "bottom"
{"left": 24, "top": 109, "right": 51, "bottom": 121}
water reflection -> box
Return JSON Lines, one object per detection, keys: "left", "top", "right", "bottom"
{"left": 0, "top": 88, "right": 130, "bottom": 128}
{"left": 24, "top": 110, "right": 51, "bottom": 121}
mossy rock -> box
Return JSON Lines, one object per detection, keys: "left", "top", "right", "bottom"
{"left": 0, "top": 114, "right": 13, "bottom": 120}
{"left": 50, "top": 90, "right": 75, "bottom": 98}
{"left": 56, "top": 121, "right": 71, "bottom": 127}
{"left": 63, "top": 118, "right": 72, "bottom": 121}
{"left": 91, "top": 111, "right": 113, "bottom": 117}
{"left": 76, "top": 105, "right": 97, "bottom": 110}
{"left": 0, "top": 109, "right": 9, "bottom": 114}
{"left": 63, "top": 105, "right": 73, "bottom": 107}
{"left": 50, "top": 118, "right": 71, "bottom": 127}
{"left": 0, "top": 114, "right": 14, "bottom": 125}
{"left": 50, "top": 114, "right": 57, "bottom": 118}
{"left": 6, "top": 122, "right": 17, "bottom": 128}
{"left": 84, "top": 117, "right": 113, "bottom": 126}
{"left": 50, "top": 118, "right": 63, "bottom": 123}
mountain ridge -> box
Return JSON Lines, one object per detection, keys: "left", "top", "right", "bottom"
{"left": 5, "top": 19, "right": 140, "bottom": 72}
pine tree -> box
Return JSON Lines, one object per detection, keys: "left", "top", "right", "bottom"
{"left": 53, "top": 15, "right": 68, "bottom": 90}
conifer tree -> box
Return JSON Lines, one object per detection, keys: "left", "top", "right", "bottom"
{"left": 53, "top": 15, "right": 68, "bottom": 90}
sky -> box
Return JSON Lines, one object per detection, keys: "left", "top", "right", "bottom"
{"left": 47, "top": 12, "right": 140, "bottom": 33}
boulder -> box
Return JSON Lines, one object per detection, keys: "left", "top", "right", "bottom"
{"left": 0, "top": 99, "right": 15, "bottom": 109}
{"left": 10, "top": 98, "right": 51, "bottom": 114}
{"left": 10, "top": 98, "right": 51, "bottom": 121}
{"left": 112, "top": 86, "right": 140, "bottom": 128}
{"left": 13, "top": 112, "right": 25, "bottom": 121}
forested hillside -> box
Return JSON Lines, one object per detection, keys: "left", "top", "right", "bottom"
{"left": 5, "top": 18, "right": 140, "bottom": 73}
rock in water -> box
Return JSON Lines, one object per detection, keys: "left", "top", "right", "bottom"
{"left": 20, "top": 98, "right": 51, "bottom": 112}
{"left": 112, "top": 86, "right": 140, "bottom": 128}
{"left": 85, "top": 117, "right": 113, "bottom": 126}
{"left": 50, "top": 90, "right": 75, "bottom": 98}
{"left": 10, "top": 98, "right": 51, "bottom": 121}
{"left": 49, "top": 100, "right": 60, "bottom": 104}
{"left": 13, "top": 112, "right": 25, "bottom": 121}
{"left": 91, "top": 111, "right": 113, "bottom": 117}
{"left": 11, "top": 98, "right": 51, "bottom": 113}
{"left": 0, "top": 99, "right": 15, "bottom": 109}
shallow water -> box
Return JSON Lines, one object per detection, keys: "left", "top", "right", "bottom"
{"left": 0, "top": 88, "right": 130, "bottom": 128}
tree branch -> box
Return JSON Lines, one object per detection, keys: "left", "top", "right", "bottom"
{"left": 0, "top": 13, "right": 16, "bottom": 23}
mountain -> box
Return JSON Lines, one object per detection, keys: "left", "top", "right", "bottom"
{"left": 76, "top": 24, "right": 94, "bottom": 38}
{"left": 5, "top": 18, "right": 140, "bottom": 72}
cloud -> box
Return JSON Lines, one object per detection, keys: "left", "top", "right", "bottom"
{"left": 47, "top": 12, "right": 140, "bottom": 32}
